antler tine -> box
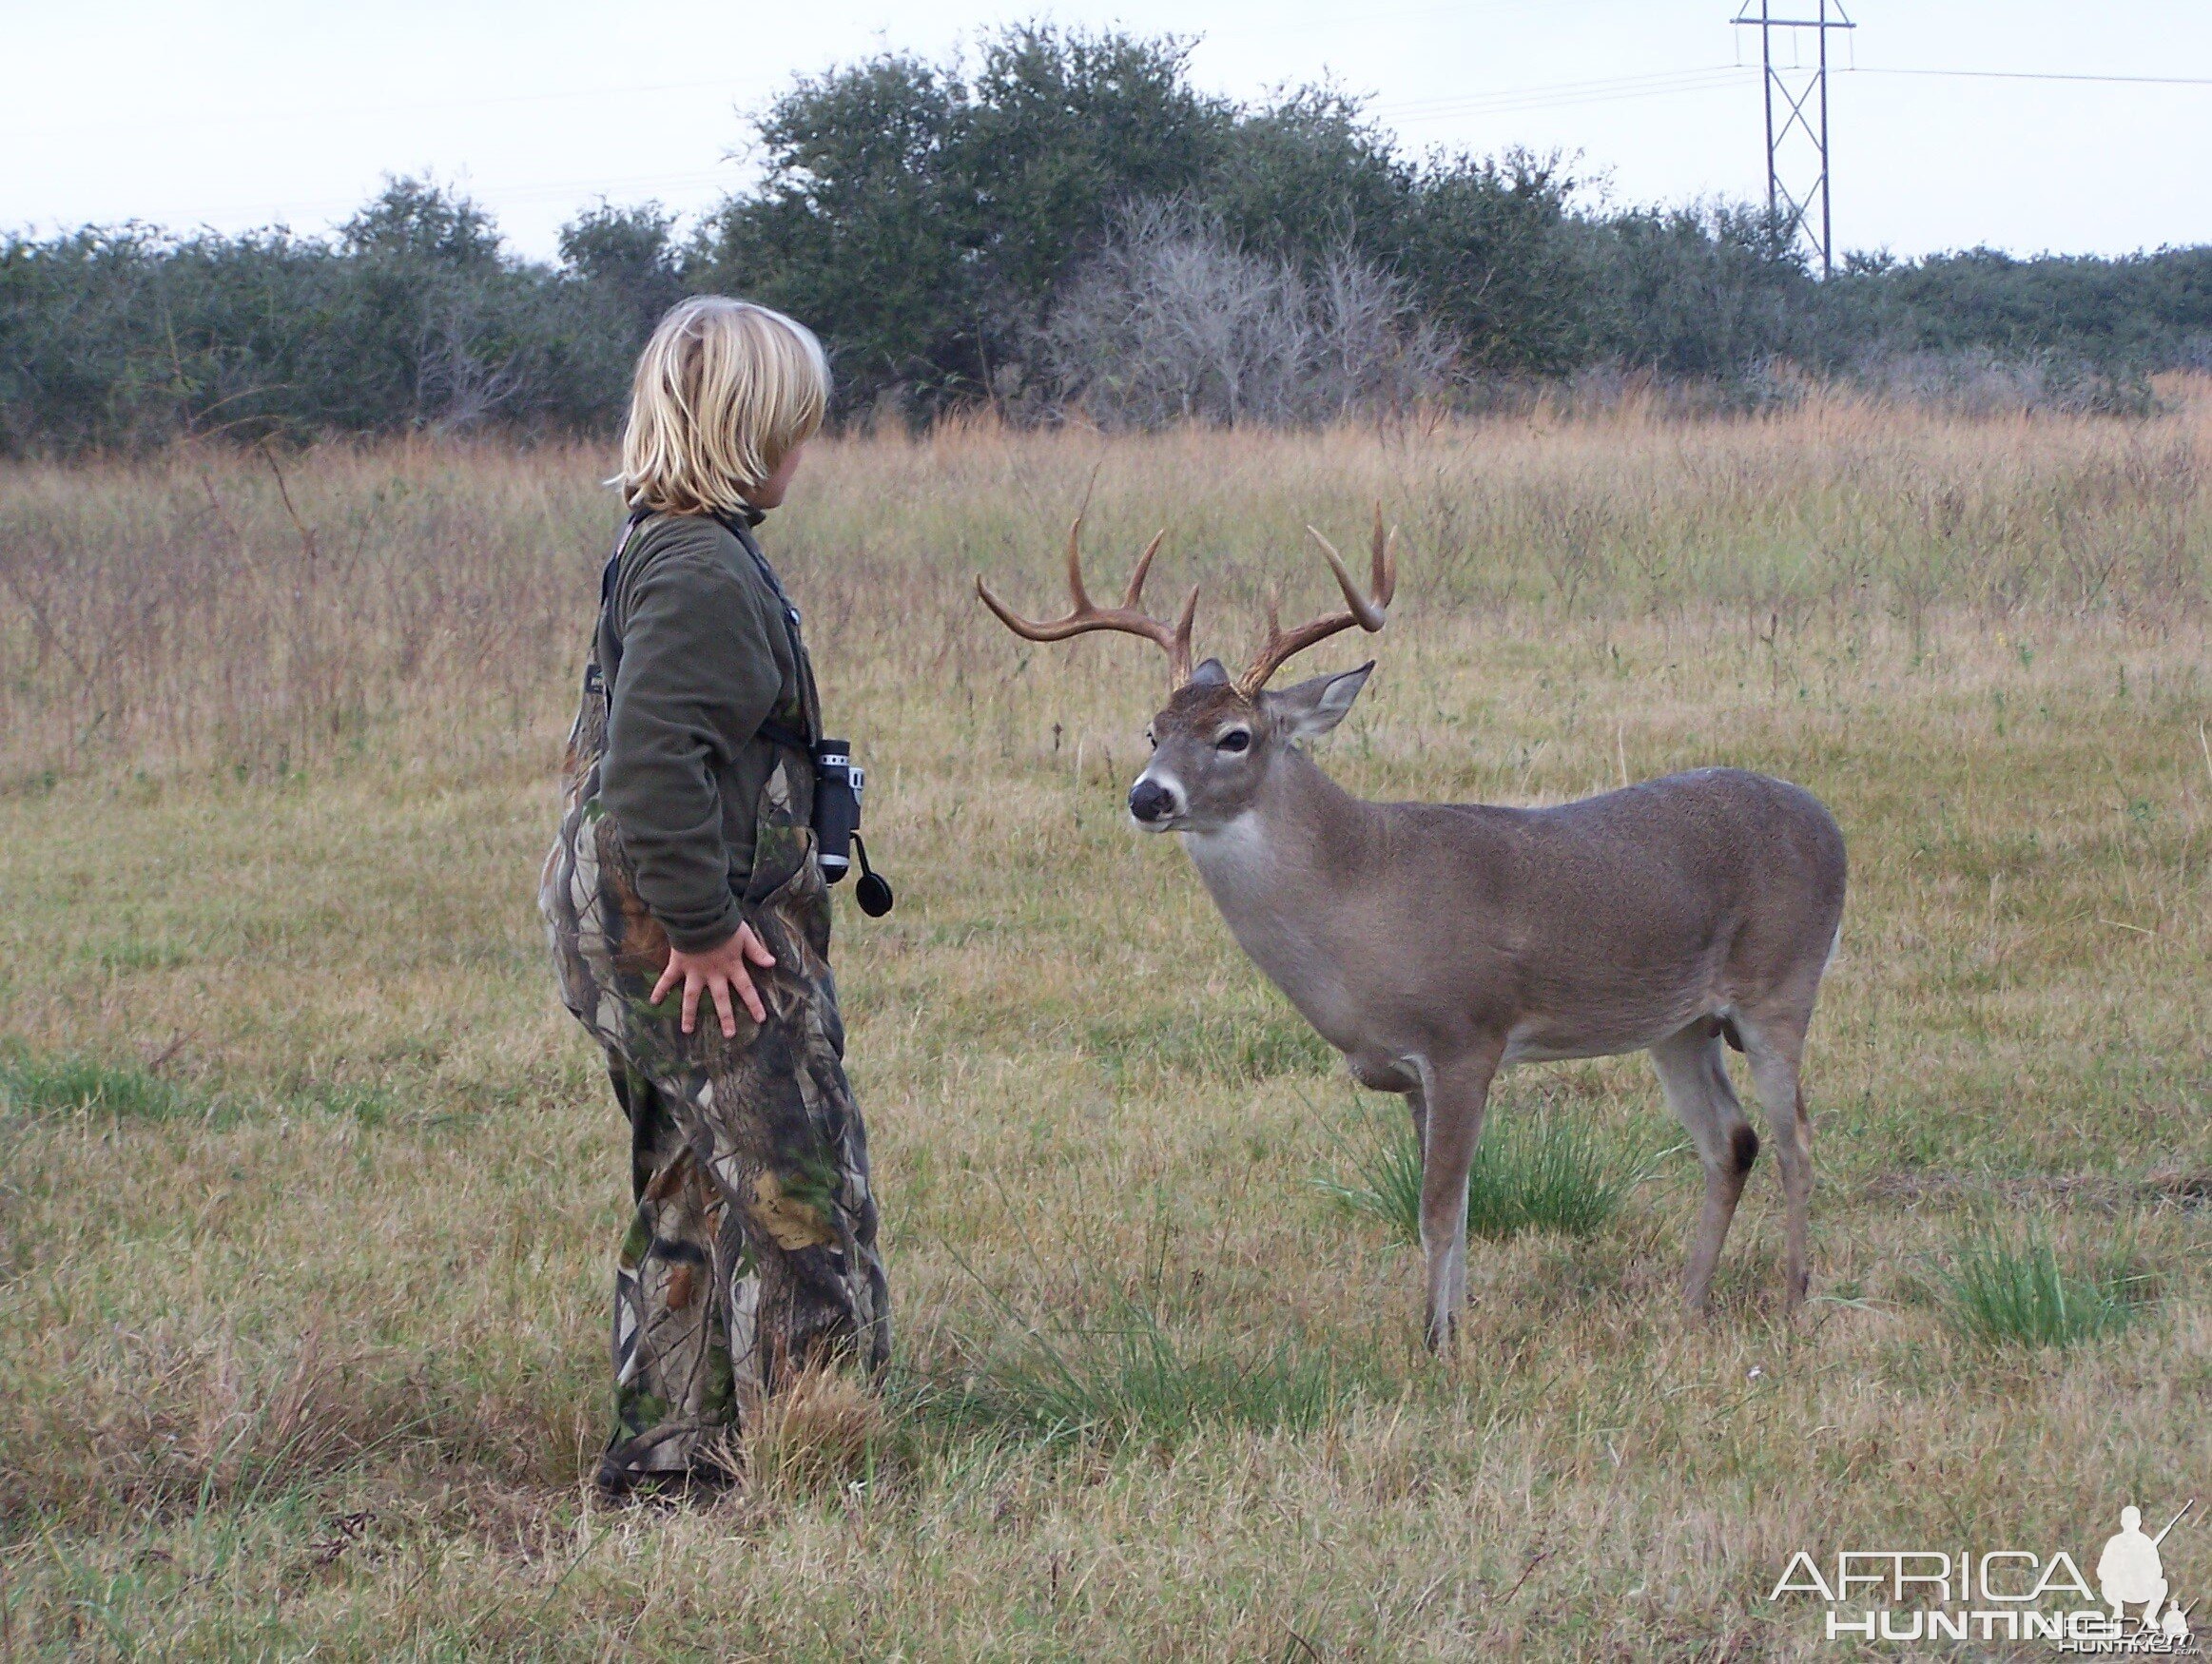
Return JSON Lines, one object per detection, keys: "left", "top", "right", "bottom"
{"left": 1235, "top": 507, "right": 1398, "bottom": 693}
{"left": 1166, "top": 578, "right": 1198, "bottom": 686}
{"left": 1122, "top": 529, "right": 1167, "bottom": 609}
{"left": 1062, "top": 516, "right": 1093, "bottom": 611}
{"left": 1121, "top": 526, "right": 1195, "bottom": 683}
{"left": 974, "top": 518, "right": 1198, "bottom": 686}
{"left": 1304, "top": 529, "right": 1384, "bottom": 629}
{"left": 1369, "top": 499, "right": 1399, "bottom": 609}
{"left": 973, "top": 572, "right": 1048, "bottom": 638}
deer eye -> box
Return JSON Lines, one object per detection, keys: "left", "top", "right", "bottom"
{"left": 1215, "top": 728, "right": 1251, "bottom": 754}
{"left": 1145, "top": 727, "right": 1156, "bottom": 750}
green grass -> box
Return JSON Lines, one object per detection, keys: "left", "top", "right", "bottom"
{"left": 1937, "top": 1225, "right": 2153, "bottom": 1348}
{"left": 0, "top": 1045, "right": 194, "bottom": 1120}
{"left": 1316, "top": 1100, "right": 1648, "bottom": 1243}
{"left": 0, "top": 1045, "right": 417, "bottom": 1129}
{"left": 910, "top": 1294, "right": 1373, "bottom": 1448}
{"left": 1084, "top": 1008, "right": 1335, "bottom": 1083}
{"left": 288, "top": 1080, "right": 399, "bottom": 1126}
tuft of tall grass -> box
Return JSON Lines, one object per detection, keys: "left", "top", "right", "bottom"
{"left": 908, "top": 1296, "right": 1370, "bottom": 1448}
{"left": 1937, "top": 1227, "right": 2151, "bottom": 1349}
{"left": 0, "top": 1046, "right": 193, "bottom": 1120}
{"left": 1316, "top": 1103, "right": 1643, "bottom": 1243}
{"left": 739, "top": 1364, "right": 892, "bottom": 1499}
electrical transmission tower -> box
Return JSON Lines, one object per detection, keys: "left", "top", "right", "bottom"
{"left": 1734, "top": 2, "right": 1854, "bottom": 275}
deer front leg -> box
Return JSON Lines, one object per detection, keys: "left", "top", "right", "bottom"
{"left": 1417, "top": 1048, "right": 1502, "bottom": 1354}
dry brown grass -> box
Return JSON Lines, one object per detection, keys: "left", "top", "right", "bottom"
{"left": 3, "top": 386, "right": 2206, "bottom": 781}
{"left": 738, "top": 1364, "right": 890, "bottom": 1502}
{"left": 0, "top": 396, "right": 2206, "bottom": 1657}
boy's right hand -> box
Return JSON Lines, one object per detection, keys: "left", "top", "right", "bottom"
{"left": 652, "top": 923, "right": 778, "bottom": 1037}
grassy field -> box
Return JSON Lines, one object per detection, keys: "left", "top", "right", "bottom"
{"left": 1, "top": 396, "right": 2208, "bottom": 1657}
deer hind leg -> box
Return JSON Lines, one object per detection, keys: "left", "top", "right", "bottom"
{"left": 1416, "top": 1050, "right": 1500, "bottom": 1355}
{"left": 1649, "top": 1025, "right": 1758, "bottom": 1314}
{"left": 1734, "top": 1014, "right": 1814, "bottom": 1306}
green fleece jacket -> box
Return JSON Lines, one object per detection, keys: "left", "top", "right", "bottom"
{"left": 597, "top": 510, "right": 801, "bottom": 952}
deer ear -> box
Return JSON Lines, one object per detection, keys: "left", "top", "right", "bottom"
{"left": 1268, "top": 662, "right": 1373, "bottom": 739}
{"left": 1187, "top": 657, "right": 1231, "bottom": 687}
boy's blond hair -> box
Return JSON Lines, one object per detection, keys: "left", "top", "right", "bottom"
{"left": 617, "top": 297, "right": 830, "bottom": 516}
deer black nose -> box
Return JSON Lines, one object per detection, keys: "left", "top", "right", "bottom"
{"left": 1129, "top": 778, "right": 1178, "bottom": 824}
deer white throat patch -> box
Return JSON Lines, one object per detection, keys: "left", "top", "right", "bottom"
{"left": 1180, "top": 811, "right": 1271, "bottom": 872}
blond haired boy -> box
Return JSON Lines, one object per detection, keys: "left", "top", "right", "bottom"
{"left": 542, "top": 296, "right": 888, "bottom": 1498}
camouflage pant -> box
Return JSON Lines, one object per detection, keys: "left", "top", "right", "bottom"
{"left": 541, "top": 687, "right": 888, "bottom": 1481}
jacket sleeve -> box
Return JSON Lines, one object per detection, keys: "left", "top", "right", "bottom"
{"left": 600, "top": 547, "right": 785, "bottom": 952}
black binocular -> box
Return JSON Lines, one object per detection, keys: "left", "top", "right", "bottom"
{"left": 812, "top": 739, "right": 893, "bottom": 917}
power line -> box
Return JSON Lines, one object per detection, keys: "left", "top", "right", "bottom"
{"left": 1390, "top": 79, "right": 1748, "bottom": 122}
{"left": 1194, "top": 0, "right": 1617, "bottom": 48}
{"left": 1384, "top": 65, "right": 1740, "bottom": 113}
{"left": 1378, "top": 66, "right": 1750, "bottom": 123}
{"left": 1844, "top": 66, "right": 2212, "bottom": 87}
{"left": 1355, "top": 59, "right": 2212, "bottom": 133}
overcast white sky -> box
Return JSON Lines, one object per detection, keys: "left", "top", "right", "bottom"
{"left": 7, "top": 1, "right": 2210, "bottom": 262}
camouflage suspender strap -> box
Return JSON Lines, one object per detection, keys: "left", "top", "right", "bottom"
{"left": 584, "top": 508, "right": 652, "bottom": 701}
{"left": 712, "top": 510, "right": 818, "bottom": 754}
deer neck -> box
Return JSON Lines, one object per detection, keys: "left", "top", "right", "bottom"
{"left": 1176, "top": 747, "right": 1377, "bottom": 1027}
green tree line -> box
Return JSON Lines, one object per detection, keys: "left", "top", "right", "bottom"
{"left": 5, "top": 25, "right": 2209, "bottom": 454}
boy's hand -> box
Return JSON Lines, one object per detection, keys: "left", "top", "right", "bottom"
{"left": 651, "top": 923, "right": 778, "bottom": 1037}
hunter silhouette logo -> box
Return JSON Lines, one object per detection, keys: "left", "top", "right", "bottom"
{"left": 1769, "top": 1500, "right": 2198, "bottom": 1651}
{"left": 2098, "top": 1503, "right": 2195, "bottom": 1643}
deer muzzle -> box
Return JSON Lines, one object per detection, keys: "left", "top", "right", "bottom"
{"left": 1128, "top": 774, "right": 1182, "bottom": 830}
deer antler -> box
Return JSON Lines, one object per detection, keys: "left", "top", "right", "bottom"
{"left": 976, "top": 517, "right": 1197, "bottom": 686}
{"left": 1237, "top": 502, "right": 1397, "bottom": 693}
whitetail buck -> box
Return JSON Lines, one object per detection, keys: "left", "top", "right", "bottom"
{"left": 979, "top": 511, "right": 1847, "bottom": 1347}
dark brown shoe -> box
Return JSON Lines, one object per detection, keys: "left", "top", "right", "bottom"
{"left": 593, "top": 1456, "right": 734, "bottom": 1506}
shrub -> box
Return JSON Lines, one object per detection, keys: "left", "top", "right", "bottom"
{"left": 1038, "top": 202, "right": 1453, "bottom": 426}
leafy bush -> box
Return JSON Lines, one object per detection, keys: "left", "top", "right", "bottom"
{"left": 1588, "top": 202, "right": 1816, "bottom": 377}
{"left": 0, "top": 177, "right": 667, "bottom": 454}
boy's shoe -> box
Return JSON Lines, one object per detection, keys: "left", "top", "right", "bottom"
{"left": 593, "top": 1456, "right": 735, "bottom": 1505}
